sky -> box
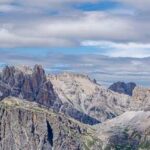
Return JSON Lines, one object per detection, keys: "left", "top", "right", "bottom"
{"left": 0, "top": 0, "right": 150, "bottom": 86}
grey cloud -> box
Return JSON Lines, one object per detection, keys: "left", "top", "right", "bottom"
{"left": 0, "top": 0, "right": 150, "bottom": 47}
{"left": 0, "top": 11, "right": 150, "bottom": 48}
{"left": 114, "top": 0, "right": 150, "bottom": 11}
{"left": 0, "top": 1, "right": 149, "bottom": 48}
{"left": 0, "top": 50, "right": 150, "bottom": 87}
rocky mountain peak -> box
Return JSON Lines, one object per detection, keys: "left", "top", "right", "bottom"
{"left": 33, "top": 64, "right": 46, "bottom": 83}
{"left": 1, "top": 66, "right": 15, "bottom": 83}
{"left": 0, "top": 65, "right": 101, "bottom": 125}
{"left": 49, "top": 72, "right": 132, "bottom": 123}
{"left": 0, "top": 65, "right": 59, "bottom": 108}
{"left": 0, "top": 65, "right": 150, "bottom": 149}
{"left": 109, "top": 81, "right": 136, "bottom": 96}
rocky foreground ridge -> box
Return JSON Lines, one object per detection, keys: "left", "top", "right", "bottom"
{"left": 0, "top": 97, "right": 150, "bottom": 150}
{"left": 0, "top": 97, "right": 102, "bottom": 150}
{"left": 95, "top": 111, "right": 150, "bottom": 150}
{"left": 0, "top": 65, "right": 150, "bottom": 149}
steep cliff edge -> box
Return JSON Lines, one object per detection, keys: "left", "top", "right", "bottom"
{"left": 0, "top": 97, "right": 150, "bottom": 150}
{"left": 0, "top": 65, "right": 60, "bottom": 109}
{"left": 0, "top": 97, "right": 102, "bottom": 150}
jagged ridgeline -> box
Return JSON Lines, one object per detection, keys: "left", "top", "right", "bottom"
{"left": 0, "top": 65, "right": 150, "bottom": 150}
{"left": 0, "top": 65, "right": 131, "bottom": 125}
{"left": 0, "top": 65, "right": 150, "bottom": 124}
{"left": 0, "top": 65, "right": 100, "bottom": 125}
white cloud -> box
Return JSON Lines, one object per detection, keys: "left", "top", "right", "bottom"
{"left": 82, "top": 41, "right": 150, "bottom": 49}
{"left": 82, "top": 40, "right": 150, "bottom": 58}
{"left": 35, "top": 12, "right": 137, "bottom": 40}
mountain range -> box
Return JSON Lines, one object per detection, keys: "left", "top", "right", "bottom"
{"left": 0, "top": 65, "right": 149, "bottom": 150}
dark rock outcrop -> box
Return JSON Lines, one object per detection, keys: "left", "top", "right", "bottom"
{"left": 0, "top": 65, "right": 60, "bottom": 109}
{"left": 109, "top": 81, "right": 136, "bottom": 96}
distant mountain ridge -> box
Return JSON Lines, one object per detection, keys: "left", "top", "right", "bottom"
{"left": 109, "top": 81, "right": 136, "bottom": 96}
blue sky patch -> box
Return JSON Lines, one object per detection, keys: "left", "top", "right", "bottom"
{"left": 73, "top": 1, "right": 120, "bottom": 11}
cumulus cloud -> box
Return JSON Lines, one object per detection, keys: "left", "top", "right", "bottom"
{"left": 0, "top": 1, "right": 150, "bottom": 60}
{"left": 0, "top": 10, "right": 150, "bottom": 48}
{"left": 0, "top": 0, "right": 149, "bottom": 51}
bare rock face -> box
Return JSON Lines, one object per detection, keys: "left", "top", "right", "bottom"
{"left": 109, "top": 81, "right": 136, "bottom": 96}
{"left": 0, "top": 65, "right": 100, "bottom": 125}
{"left": 0, "top": 97, "right": 102, "bottom": 150}
{"left": 1, "top": 65, "right": 150, "bottom": 125}
{"left": 129, "top": 86, "right": 150, "bottom": 110}
{"left": 0, "top": 65, "right": 60, "bottom": 108}
{"left": 49, "top": 73, "right": 131, "bottom": 122}
{"left": 0, "top": 65, "right": 150, "bottom": 149}
{"left": 94, "top": 111, "right": 150, "bottom": 150}
{"left": 1, "top": 97, "right": 150, "bottom": 150}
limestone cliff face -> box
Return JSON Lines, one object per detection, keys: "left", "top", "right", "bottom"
{"left": 49, "top": 72, "right": 150, "bottom": 123}
{"left": 49, "top": 73, "right": 131, "bottom": 122}
{"left": 0, "top": 97, "right": 102, "bottom": 150}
